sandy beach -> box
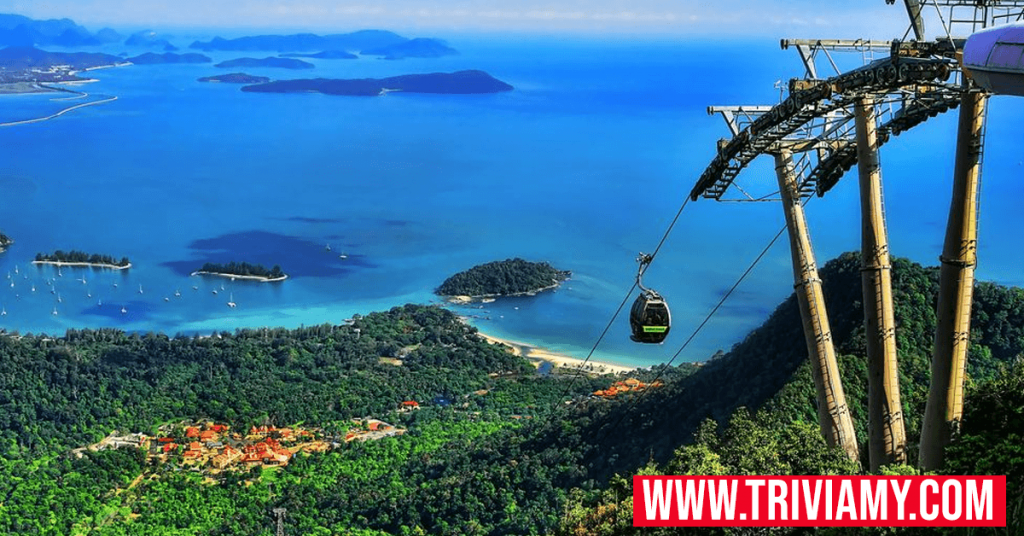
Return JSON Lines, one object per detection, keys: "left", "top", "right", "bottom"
{"left": 191, "top": 271, "right": 288, "bottom": 283}
{"left": 476, "top": 331, "right": 639, "bottom": 375}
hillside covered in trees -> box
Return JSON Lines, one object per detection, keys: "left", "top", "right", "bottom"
{"left": 436, "top": 257, "right": 571, "bottom": 297}
{"left": 198, "top": 261, "right": 285, "bottom": 280}
{"left": 34, "top": 250, "right": 129, "bottom": 267}
{"left": 0, "top": 254, "right": 1020, "bottom": 534}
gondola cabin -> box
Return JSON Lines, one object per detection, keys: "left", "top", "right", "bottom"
{"left": 630, "top": 290, "right": 671, "bottom": 343}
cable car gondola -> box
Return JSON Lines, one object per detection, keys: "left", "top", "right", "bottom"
{"left": 630, "top": 253, "right": 671, "bottom": 344}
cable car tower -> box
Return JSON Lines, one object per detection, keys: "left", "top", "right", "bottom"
{"left": 689, "top": 0, "right": 1024, "bottom": 470}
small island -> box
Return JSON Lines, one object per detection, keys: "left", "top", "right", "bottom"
{"left": 192, "top": 262, "right": 287, "bottom": 282}
{"left": 198, "top": 72, "right": 271, "bottom": 84}
{"left": 0, "top": 231, "right": 12, "bottom": 252}
{"left": 241, "top": 70, "right": 513, "bottom": 97}
{"left": 34, "top": 250, "right": 131, "bottom": 269}
{"left": 214, "top": 57, "right": 314, "bottom": 70}
{"left": 436, "top": 258, "right": 570, "bottom": 300}
{"left": 279, "top": 51, "right": 358, "bottom": 60}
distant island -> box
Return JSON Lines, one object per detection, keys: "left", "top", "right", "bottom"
{"left": 279, "top": 50, "right": 357, "bottom": 60}
{"left": 127, "top": 52, "right": 211, "bottom": 64}
{"left": 124, "top": 30, "right": 177, "bottom": 51}
{"left": 214, "top": 57, "right": 314, "bottom": 69}
{"left": 190, "top": 30, "right": 407, "bottom": 52}
{"left": 241, "top": 70, "right": 513, "bottom": 97}
{"left": 34, "top": 250, "right": 131, "bottom": 269}
{"left": 193, "top": 262, "right": 287, "bottom": 282}
{"left": 361, "top": 38, "right": 457, "bottom": 60}
{"left": 0, "top": 13, "right": 115, "bottom": 47}
{"left": 436, "top": 258, "right": 570, "bottom": 299}
{"left": 198, "top": 72, "right": 270, "bottom": 84}
{"left": 0, "top": 46, "right": 126, "bottom": 90}
{"left": 0, "top": 231, "right": 11, "bottom": 252}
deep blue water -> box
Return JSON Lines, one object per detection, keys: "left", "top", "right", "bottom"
{"left": 0, "top": 36, "right": 1021, "bottom": 369}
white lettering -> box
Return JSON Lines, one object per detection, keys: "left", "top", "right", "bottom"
{"left": 860, "top": 479, "right": 887, "bottom": 520}
{"left": 890, "top": 479, "right": 911, "bottom": 520}
{"left": 942, "top": 479, "right": 962, "bottom": 520}
{"left": 802, "top": 479, "right": 822, "bottom": 520}
{"left": 826, "top": 480, "right": 833, "bottom": 520}
{"left": 966, "top": 479, "right": 993, "bottom": 521}
{"left": 768, "top": 480, "right": 787, "bottom": 520}
{"left": 677, "top": 479, "right": 705, "bottom": 520}
{"left": 921, "top": 479, "right": 939, "bottom": 521}
{"left": 708, "top": 479, "right": 737, "bottom": 521}
{"left": 836, "top": 479, "right": 857, "bottom": 520}
{"left": 746, "top": 479, "right": 765, "bottom": 520}
{"left": 643, "top": 479, "right": 673, "bottom": 520}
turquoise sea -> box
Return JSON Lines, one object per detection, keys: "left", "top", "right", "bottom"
{"left": 0, "top": 36, "right": 1022, "bottom": 369}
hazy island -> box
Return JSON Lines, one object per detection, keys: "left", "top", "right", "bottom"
{"left": 361, "top": 38, "right": 457, "bottom": 60}
{"left": 192, "top": 261, "right": 287, "bottom": 282}
{"left": 214, "top": 57, "right": 314, "bottom": 69}
{"left": 436, "top": 258, "right": 570, "bottom": 300}
{"left": 127, "top": 52, "right": 211, "bottom": 64}
{"left": 279, "top": 50, "right": 357, "bottom": 60}
{"left": 197, "top": 72, "right": 270, "bottom": 84}
{"left": 124, "top": 30, "right": 177, "bottom": 51}
{"left": 34, "top": 250, "right": 131, "bottom": 269}
{"left": 241, "top": 70, "right": 513, "bottom": 97}
{"left": 0, "top": 231, "right": 11, "bottom": 252}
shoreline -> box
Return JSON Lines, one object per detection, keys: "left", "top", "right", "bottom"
{"left": 191, "top": 271, "right": 288, "bottom": 283}
{"left": 32, "top": 260, "right": 131, "bottom": 270}
{"left": 475, "top": 329, "right": 639, "bottom": 375}
{"left": 444, "top": 281, "right": 566, "bottom": 303}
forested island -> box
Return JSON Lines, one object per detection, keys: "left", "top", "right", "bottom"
{"left": 197, "top": 72, "right": 270, "bottom": 84}
{"left": 127, "top": 52, "right": 211, "bottom": 64}
{"left": 214, "top": 57, "right": 314, "bottom": 69}
{"left": 33, "top": 250, "right": 130, "bottom": 269}
{"left": 279, "top": 50, "right": 357, "bottom": 60}
{"left": 194, "top": 261, "right": 287, "bottom": 281}
{"left": 361, "top": 37, "right": 458, "bottom": 59}
{"left": 241, "top": 70, "right": 513, "bottom": 96}
{"left": 436, "top": 258, "right": 570, "bottom": 298}
{"left": 0, "top": 231, "right": 11, "bottom": 251}
{"left": 0, "top": 256, "right": 1020, "bottom": 535}
{"left": 188, "top": 30, "right": 458, "bottom": 58}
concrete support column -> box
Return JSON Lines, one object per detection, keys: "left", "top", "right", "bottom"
{"left": 920, "top": 91, "right": 988, "bottom": 471}
{"left": 854, "top": 96, "right": 907, "bottom": 471}
{"left": 775, "top": 150, "right": 860, "bottom": 463}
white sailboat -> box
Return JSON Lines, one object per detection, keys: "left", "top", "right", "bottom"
{"left": 174, "top": 289, "right": 181, "bottom": 297}
{"left": 121, "top": 306, "right": 127, "bottom": 314}
{"left": 1, "top": 307, "right": 6, "bottom": 316}
{"left": 52, "top": 306, "right": 58, "bottom": 316}
{"left": 138, "top": 284, "right": 144, "bottom": 294}
{"left": 227, "top": 293, "right": 236, "bottom": 308}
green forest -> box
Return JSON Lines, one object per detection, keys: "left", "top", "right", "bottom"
{"left": 436, "top": 258, "right": 571, "bottom": 297}
{"left": 0, "top": 254, "right": 1020, "bottom": 535}
{"left": 199, "top": 261, "right": 285, "bottom": 279}
{"left": 34, "top": 250, "right": 130, "bottom": 267}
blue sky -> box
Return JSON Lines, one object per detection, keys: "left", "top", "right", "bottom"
{"left": 5, "top": 0, "right": 912, "bottom": 38}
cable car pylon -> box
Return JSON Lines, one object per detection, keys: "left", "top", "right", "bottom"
{"left": 854, "top": 96, "right": 907, "bottom": 470}
{"left": 775, "top": 149, "right": 860, "bottom": 462}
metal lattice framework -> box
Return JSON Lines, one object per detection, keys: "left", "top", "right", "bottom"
{"left": 683, "top": 0, "right": 1024, "bottom": 469}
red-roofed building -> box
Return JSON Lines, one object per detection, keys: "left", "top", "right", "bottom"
{"left": 163, "top": 442, "right": 177, "bottom": 453}
{"left": 200, "top": 430, "right": 215, "bottom": 441}
{"left": 189, "top": 441, "right": 202, "bottom": 451}
{"left": 401, "top": 401, "right": 420, "bottom": 410}
{"left": 250, "top": 426, "right": 259, "bottom": 435}
{"left": 157, "top": 437, "right": 175, "bottom": 443}
{"left": 210, "top": 424, "right": 227, "bottom": 433}
{"left": 182, "top": 450, "right": 200, "bottom": 459}
{"left": 185, "top": 427, "right": 200, "bottom": 438}
{"left": 369, "top": 422, "right": 381, "bottom": 431}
